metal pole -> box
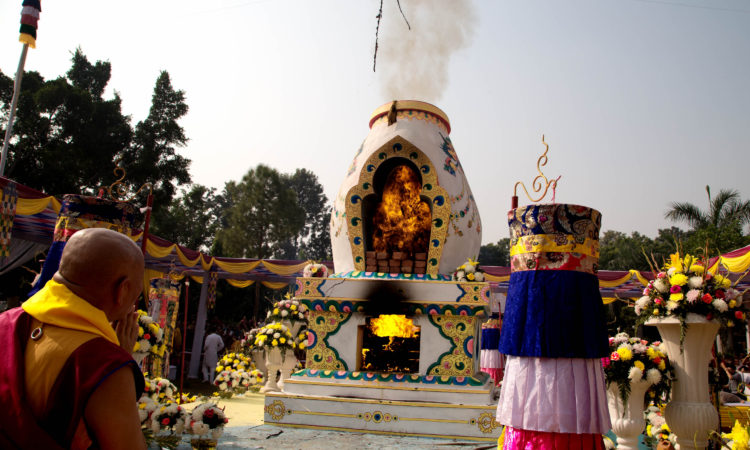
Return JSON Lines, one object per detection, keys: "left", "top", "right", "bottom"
{"left": 0, "top": 44, "right": 29, "bottom": 177}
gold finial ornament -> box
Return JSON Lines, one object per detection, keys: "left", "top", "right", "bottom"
{"left": 104, "top": 157, "right": 152, "bottom": 201}
{"left": 512, "top": 135, "right": 561, "bottom": 208}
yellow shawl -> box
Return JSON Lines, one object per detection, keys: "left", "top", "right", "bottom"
{"left": 22, "top": 279, "right": 119, "bottom": 346}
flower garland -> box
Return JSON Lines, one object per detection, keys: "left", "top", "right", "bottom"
{"left": 266, "top": 296, "right": 308, "bottom": 323}
{"left": 134, "top": 310, "right": 167, "bottom": 359}
{"left": 303, "top": 261, "right": 328, "bottom": 278}
{"left": 452, "top": 258, "right": 485, "bottom": 282}
{"left": 602, "top": 333, "right": 674, "bottom": 409}
{"left": 188, "top": 402, "right": 228, "bottom": 441}
{"left": 635, "top": 252, "right": 746, "bottom": 349}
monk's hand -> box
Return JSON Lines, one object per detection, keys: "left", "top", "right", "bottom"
{"left": 116, "top": 309, "right": 139, "bottom": 355}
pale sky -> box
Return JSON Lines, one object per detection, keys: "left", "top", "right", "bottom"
{"left": 2, "top": 0, "right": 749, "bottom": 245}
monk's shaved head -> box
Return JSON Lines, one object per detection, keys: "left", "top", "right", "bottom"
{"left": 54, "top": 228, "right": 145, "bottom": 320}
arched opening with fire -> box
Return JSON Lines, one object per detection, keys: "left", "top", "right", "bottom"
{"left": 363, "top": 158, "right": 431, "bottom": 274}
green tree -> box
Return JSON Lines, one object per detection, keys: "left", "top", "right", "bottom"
{"left": 598, "top": 230, "right": 656, "bottom": 271}
{"left": 150, "top": 184, "right": 221, "bottom": 252}
{"left": 277, "top": 169, "right": 331, "bottom": 260}
{"left": 665, "top": 186, "right": 750, "bottom": 253}
{"left": 216, "top": 164, "right": 305, "bottom": 259}
{"left": 479, "top": 238, "right": 510, "bottom": 266}
{"left": 0, "top": 50, "right": 131, "bottom": 195}
{"left": 121, "top": 70, "right": 191, "bottom": 212}
{"left": 0, "top": 49, "right": 190, "bottom": 206}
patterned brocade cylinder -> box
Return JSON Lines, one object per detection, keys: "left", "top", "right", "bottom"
{"left": 496, "top": 204, "right": 610, "bottom": 449}
{"left": 29, "top": 195, "right": 142, "bottom": 296}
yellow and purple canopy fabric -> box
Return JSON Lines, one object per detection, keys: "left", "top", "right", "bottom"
{"left": 19, "top": 0, "right": 41, "bottom": 48}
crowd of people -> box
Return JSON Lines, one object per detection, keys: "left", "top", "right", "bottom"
{"left": 716, "top": 355, "right": 750, "bottom": 404}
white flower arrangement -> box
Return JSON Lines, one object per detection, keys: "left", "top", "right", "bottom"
{"left": 302, "top": 261, "right": 328, "bottom": 278}
{"left": 143, "top": 377, "right": 178, "bottom": 403}
{"left": 452, "top": 258, "right": 485, "bottom": 282}
{"left": 134, "top": 310, "right": 166, "bottom": 360}
{"left": 150, "top": 401, "right": 189, "bottom": 435}
{"left": 188, "top": 402, "right": 228, "bottom": 441}
{"left": 637, "top": 252, "right": 746, "bottom": 335}
{"left": 266, "top": 296, "right": 308, "bottom": 323}
{"left": 603, "top": 334, "right": 674, "bottom": 409}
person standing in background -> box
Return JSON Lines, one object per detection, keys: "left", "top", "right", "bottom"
{"left": 202, "top": 327, "right": 224, "bottom": 382}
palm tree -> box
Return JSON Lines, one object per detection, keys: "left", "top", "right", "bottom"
{"left": 666, "top": 186, "right": 750, "bottom": 231}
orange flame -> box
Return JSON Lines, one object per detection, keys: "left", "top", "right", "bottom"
{"left": 370, "top": 314, "right": 419, "bottom": 338}
{"left": 372, "top": 165, "right": 430, "bottom": 255}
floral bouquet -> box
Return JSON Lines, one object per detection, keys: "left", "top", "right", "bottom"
{"left": 452, "top": 258, "right": 485, "bottom": 282}
{"left": 602, "top": 333, "right": 673, "bottom": 407}
{"left": 293, "top": 329, "right": 308, "bottom": 352}
{"left": 188, "top": 402, "right": 228, "bottom": 441}
{"left": 635, "top": 252, "right": 746, "bottom": 344}
{"left": 240, "top": 328, "right": 260, "bottom": 352}
{"left": 150, "top": 401, "right": 189, "bottom": 435}
{"left": 213, "top": 368, "right": 264, "bottom": 397}
{"left": 254, "top": 322, "right": 295, "bottom": 355}
{"left": 644, "top": 403, "right": 677, "bottom": 448}
{"left": 134, "top": 310, "right": 166, "bottom": 362}
{"left": 216, "top": 352, "right": 253, "bottom": 373}
{"left": 266, "top": 296, "right": 307, "bottom": 323}
{"left": 303, "top": 261, "right": 328, "bottom": 278}
{"left": 137, "top": 394, "right": 157, "bottom": 426}
{"left": 143, "top": 376, "right": 178, "bottom": 403}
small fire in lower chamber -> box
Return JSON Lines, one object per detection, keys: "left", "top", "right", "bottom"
{"left": 361, "top": 314, "right": 420, "bottom": 373}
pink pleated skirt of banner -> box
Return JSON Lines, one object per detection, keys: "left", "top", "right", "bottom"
{"left": 502, "top": 427, "right": 606, "bottom": 450}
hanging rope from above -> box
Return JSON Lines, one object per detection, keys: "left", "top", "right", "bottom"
{"left": 373, "top": 0, "right": 411, "bottom": 72}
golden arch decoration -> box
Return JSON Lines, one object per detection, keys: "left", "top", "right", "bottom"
{"left": 345, "top": 136, "right": 451, "bottom": 276}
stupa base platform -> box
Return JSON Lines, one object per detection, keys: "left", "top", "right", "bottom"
{"left": 283, "top": 369, "right": 496, "bottom": 404}
{"left": 263, "top": 391, "right": 502, "bottom": 442}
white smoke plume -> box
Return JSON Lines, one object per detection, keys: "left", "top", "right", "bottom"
{"left": 376, "top": 0, "right": 476, "bottom": 102}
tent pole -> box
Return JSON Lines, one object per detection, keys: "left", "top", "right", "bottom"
{"left": 0, "top": 44, "right": 29, "bottom": 177}
{"left": 188, "top": 272, "right": 209, "bottom": 379}
{"left": 179, "top": 278, "right": 189, "bottom": 400}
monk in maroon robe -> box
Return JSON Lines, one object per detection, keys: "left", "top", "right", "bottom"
{"left": 0, "top": 228, "right": 146, "bottom": 449}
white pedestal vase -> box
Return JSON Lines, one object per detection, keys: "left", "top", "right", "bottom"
{"left": 278, "top": 351, "right": 298, "bottom": 392}
{"left": 251, "top": 349, "right": 266, "bottom": 379}
{"left": 647, "top": 313, "right": 720, "bottom": 450}
{"left": 259, "top": 347, "right": 282, "bottom": 393}
{"left": 607, "top": 379, "right": 651, "bottom": 450}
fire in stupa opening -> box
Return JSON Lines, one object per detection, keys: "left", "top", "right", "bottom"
{"left": 360, "top": 314, "right": 420, "bottom": 374}
{"left": 364, "top": 162, "right": 431, "bottom": 274}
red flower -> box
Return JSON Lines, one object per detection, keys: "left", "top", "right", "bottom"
{"left": 736, "top": 311, "right": 744, "bottom": 320}
{"left": 701, "top": 294, "right": 713, "bottom": 304}
{"left": 161, "top": 418, "right": 170, "bottom": 425}
{"left": 223, "top": 418, "right": 229, "bottom": 423}
{"left": 670, "top": 285, "right": 682, "bottom": 294}
{"left": 653, "top": 357, "right": 662, "bottom": 364}
{"left": 205, "top": 409, "right": 214, "bottom": 418}
{"left": 610, "top": 351, "right": 620, "bottom": 361}
{"left": 601, "top": 357, "right": 611, "bottom": 368}
{"left": 143, "top": 333, "right": 151, "bottom": 340}
{"left": 716, "top": 290, "right": 726, "bottom": 299}
{"left": 654, "top": 298, "right": 663, "bottom": 305}
{"left": 706, "top": 313, "right": 713, "bottom": 321}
